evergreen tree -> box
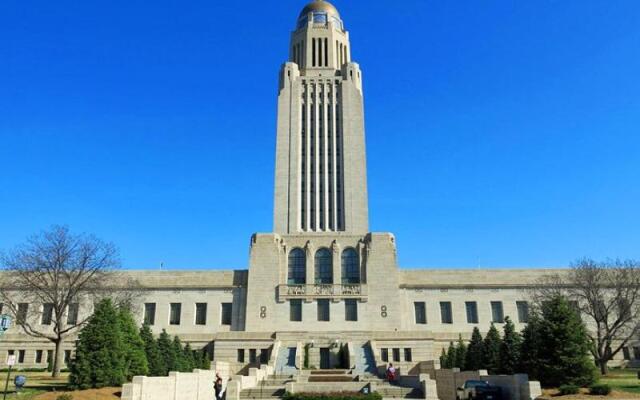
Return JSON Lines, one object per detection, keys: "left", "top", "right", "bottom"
{"left": 157, "top": 330, "right": 175, "bottom": 374}
{"left": 439, "top": 347, "right": 449, "bottom": 369}
{"left": 454, "top": 335, "right": 467, "bottom": 370}
{"left": 172, "top": 336, "right": 189, "bottom": 372}
{"left": 201, "top": 350, "right": 211, "bottom": 370}
{"left": 193, "top": 348, "right": 204, "bottom": 371}
{"left": 519, "top": 312, "right": 542, "bottom": 381}
{"left": 498, "top": 316, "right": 522, "bottom": 374}
{"left": 536, "top": 295, "right": 596, "bottom": 387}
{"left": 140, "top": 324, "right": 165, "bottom": 376}
{"left": 465, "top": 327, "right": 485, "bottom": 371}
{"left": 118, "top": 307, "right": 149, "bottom": 380}
{"left": 69, "top": 299, "right": 126, "bottom": 389}
{"left": 183, "top": 343, "right": 195, "bottom": 372}
{"left": 446, "top": 342, "right": 456, "bottom": 369}
{"left": 483, "top": 323, "right": 502, "bottom": 374}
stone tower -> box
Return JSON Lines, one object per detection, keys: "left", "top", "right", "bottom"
{"left": 273, "top": 0, "right": 369, "bottom": 235}
{"left": 243, "top": 0, "right": 401, "bottom": 334}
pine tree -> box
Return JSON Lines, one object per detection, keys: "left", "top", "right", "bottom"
{"left": 446, "top": 342, "right": 456, "bottom": 369}
{"left": 439, "top": 347, "right": 449, "bottom": 369}
{"left": 499, "top": 316, "right": 522, "bottom": 374}
{"left": 201, "top": 350, "right": 211, "bottom": 370}
{"left": 536, "top": 295, "right": 596, "bottom": 387}
{"left": 140, "top": 324, "right": 165, "bottom": 376}
{"left": 483, "top": 323, "right": 501, "bottom": 374}
{"left": 193, "top": 348, "right": 204, "bottom": 371}
{"left": 69, "top": 298, "right": 126, "bottom": 389}
{"left": 466, "top": 327, "right": 485, "bottom": 371}
{"left": 172, "top": 336, "right": 189, "bottom": 372}
{"left": 183, "top": 343, "right": 195, "bottom": 372}
{"left": 157, "top": 329, "right": 175, "bottom": 375}
{"left": 519, "top": 312, "right": 542, "bottom": 381}
{"left": 118, "top": 307, "right": 149, "bottom": 380}
{"left": 454, "top": 335, "right": 467, "bottom": 370}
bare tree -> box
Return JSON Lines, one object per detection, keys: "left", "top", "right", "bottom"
{"left": 535, "top": 259, "right": 640, "bottom": 375}
{"left": 0, "top": 225, "right": 127, "bottom": 377}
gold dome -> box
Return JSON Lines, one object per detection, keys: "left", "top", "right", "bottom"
{"left": 298, "top": 0, "right": 340, "bottom": 19}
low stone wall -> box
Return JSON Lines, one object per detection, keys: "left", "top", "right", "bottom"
{"left": 482, "top": 373, "right": 541, "bottom": 400}
{"left": 121, "top": 369, "right": 217, "bottom": 400}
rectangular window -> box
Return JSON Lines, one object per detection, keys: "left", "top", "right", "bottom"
{"left": 345, "top": 300, "right": 358, "bottom": 321}
{"left": 41, "top": 303, "right": 54, "bottom": 325}
{"left": 465, "top": 301, "right": 479, "bottom": 324}
{"left": 221, "top": 303, "right": 232, "bottom": 325}
{"left": 260, "top": 349, "right": 269, "bottom": 364}
{"left": 17, "top": 303, "right": 28, "bottom": 324}
{"left": 46, "top": 350, "right": 53, "bottom": 364}
{"left": 18, "top": 350, "right": 25, "bottom": 363}
{"left": 67, "top": 303, "right": 79, "bottom": 325}
{"left": 237, "top": 349, "right": 245, "bottom": 363}
{"left": 634, "top": 347, "right": 640, "bottom": 360}
{"left": 414, "top": 302, "right": 427, "bottom": 324}
{"left": 169, "top": 303, "right": 182, "bottom": 325}
{"left": 195, "top": 303, "right": 207, "bottom": 325}
{"left": 143, "top": 303, "right": 156, "bottom": 325}
{"left": 404, "top": 348, "right": 412, "bottom": 362}
{"left": 290, "top": 300, "right": 302, "bottom": 322}
{"left": 623, "top": 347, "right": 631, "bottom": 360}
{"left": 317, "top": 300, "right": 330, "bottom": 321}
{"left": 381, "top": 348, "right": 388, "bottom": 362}
{"left": 440, "top": 301, "right": 453, "bottom": 324}
{"left": 35, "top": 350, "right": 43, "bottom": 364}
{"left": 64, "top": 350, "right": 71, "bottom": 364}
{"left": 491, "top": 301, "right": 504, "bottom": 323}
{"left": 517, "top": 301, "right": 529, "bottom": 323}
{"left": 249, "top": 349, "right": 257, "bottom": 363}
{"left": 392, "top": 348, "right": 400, "bottom": 362}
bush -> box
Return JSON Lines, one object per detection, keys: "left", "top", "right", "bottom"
{"left": 589, "top": 384, "right": 611, "bottom": 396}
{"left": 283, "top": 391, "right": 382, "bottom": 400}
{"left": 56, "top": 394, "right": 73, "bottom": 400}
{"left": 559, "top": 385, "right": 580, "bottom": 396}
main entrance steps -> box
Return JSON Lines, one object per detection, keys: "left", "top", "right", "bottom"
{"left": 240, "top": 375, "right": 294, "bottom": 399}
{"left": 274, "top": 346, "right": 298, "bottom": 375}
{"left": 352, "top": 342, "right": 377, "bottom": 375}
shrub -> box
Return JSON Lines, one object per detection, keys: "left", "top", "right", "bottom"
{"left": 56, "top": 394, "right": 73, "bottom": 400}
{"left": 559, "top": 384, "right": 580, "bottom": 396}
{"left": 589, "top": 384, "right": 611, "bottom": 396}
{"left": 283, "top": 391, "right": 382, "bottom": 400}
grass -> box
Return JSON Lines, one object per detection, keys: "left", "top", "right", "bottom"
{"left": 0, "top": 370, "right": 68, "bottom": 399}
{"left": 599, "top": 368, "right": 640, "bottom": 395}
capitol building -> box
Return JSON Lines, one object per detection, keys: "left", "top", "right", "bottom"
{"left": 2, "top": 0, "right": 634, "bottom": 375}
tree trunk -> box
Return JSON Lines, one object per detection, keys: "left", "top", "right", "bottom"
{"left": 599, "top": 359, "right": 608, "bottom": 376}
{"left": 52, "top": 338, "right": 64, "bottom": 378}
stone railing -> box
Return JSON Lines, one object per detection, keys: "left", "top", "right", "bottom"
{"left": 277, "top": 284, "right": 368, "bottom": 302}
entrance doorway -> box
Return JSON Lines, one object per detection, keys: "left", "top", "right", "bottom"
{"left": 320, "top": 347, "right": 331, "bottom": 369}
{"left": 286, "top": 347, "right": 296, "bottom": 368}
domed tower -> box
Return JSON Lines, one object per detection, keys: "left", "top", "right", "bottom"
{"left": 274, "top": 0, "right": 368, "bottom": 234}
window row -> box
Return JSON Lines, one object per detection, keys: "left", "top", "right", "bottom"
{"left": 236, "top": 348, "right": 270, "bottom": 364}
{"left": 289, "top": 299, "right": 358, "bottom": 322}
{"left": 143, "top": 302, "right": 232, "bottom": 326}
{"left": 380, "top": 348, "right": 412, "bottom": 363}
{"left": 622, "top": 346, "right": 640, "bottom": 361}
{"left": 413, "top": 301, "right": 530, "bottom": 325}
{"left": 288, "top": 247, "right": 360, "bottom": 284}
{"left": 0, "top": 303, "right": 79, "bottom": 326}
{"left": 6, "top": 349, "right": 72, "bottom": 365}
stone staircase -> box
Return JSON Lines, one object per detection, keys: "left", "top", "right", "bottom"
{"left": 353, "top": 342, "right": 377, "bottom": 375}
{"left": 274, "top": 345, "right": 298, "bottom": 375}
{"left": 375, "top": 384, "right": 424, "bottom": 399}
{"left": 239, "top": 376, "right": 293, "bottom": 399}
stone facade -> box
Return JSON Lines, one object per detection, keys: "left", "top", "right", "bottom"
{"left": 1, "top": 0, "right": 638, "bottom": 376}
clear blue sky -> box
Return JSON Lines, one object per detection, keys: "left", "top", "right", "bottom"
{"left": 1, "top": 0, "right": 639, "bottom": 270}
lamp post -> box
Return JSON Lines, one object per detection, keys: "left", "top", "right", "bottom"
{"left": 1, "top": 315, "right": 14, "bottom": 400}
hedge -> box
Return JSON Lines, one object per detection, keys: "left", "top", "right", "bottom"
{"left": 558, "top": 384, "right": 580, "bottom": 395}
{"left": 283, "top": 391, "right": 382, "bottom": 400}
{"left": 589, "top": 384, "right": 611, "bottom": 396}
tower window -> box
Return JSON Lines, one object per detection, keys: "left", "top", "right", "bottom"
{"left": 345, "top": 299, "right": 358, "bottom": 321}
{"left": 341, "top": 248, "right": 360, "bottom": 284}
{"left": 288, "top": 248, "right": 306, "bottom": 284}
{"left": 314, "top": 248, "right": 333, "bottom": 284}
{"left": 414, "top": 302, "right": 426, "bottom": 324}
{"left": 290, "top": 300, "right": 302, "bottom": 322}
{"left": 317, "top": 299, "right": 330, "bottom": 321}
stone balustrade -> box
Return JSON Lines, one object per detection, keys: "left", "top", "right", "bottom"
{"left": 276, "top": 283, "right": 368, "bottom": 302}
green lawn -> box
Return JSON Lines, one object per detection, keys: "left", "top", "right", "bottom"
{"left": 600, "top": 368, "right": 640, "bottom": 394}
{"left": 0, "top": 371, "right": 68, "bottom": 399}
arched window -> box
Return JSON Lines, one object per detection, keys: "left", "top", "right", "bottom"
{"left": 314, "top": 248, "right": 333, "bottom": 284}
{"left": 288, "top": 248, "right": 306, "bottom": 284}
{"left": 341, "top": 248, "right": 359, "bottom": 284}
